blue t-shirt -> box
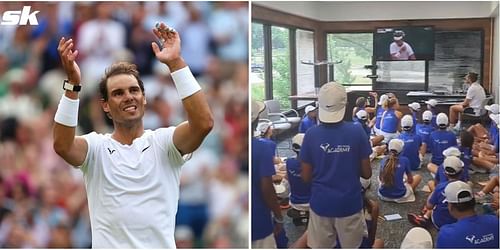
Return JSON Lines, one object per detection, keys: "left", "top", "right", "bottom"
{"left": 381, "top": 109, "right": 398, "bottom": 133}
{"left": 416, "top": 123, "right": 435, "bottom": 153}
{"left": 378, "top": 155, "right": 412, "bottom": 198}
{"left": 353, "top": 118, "right": 371, "bottom": 137}
{"left": 251, "top": 138, "right": 276, "bottom": 241}
{"left": 459, "top": 146, "right": 472, "bottom": 175}
{"left": 375, "top": 106, "right": 385, "bottom": 130}
{"left": 437, "top": 215, "right": 499, "bottom": 248}
{"left": 399, "top": 132, "right": 422, "bottom": 170}
{"left": 435, "top": 163, "right": 469, "bottom": 184}
{"left": 258, "top": 137, "right": 277, "bottom": 156}
{"left": 411, "top": 111, "right": 418, "bottom": 134}
{"left": 286, "top": 157, "right": 311, "bottom": 205}
{"left": 429, "top": 130, "right": 457, "bottom": 165}
{"left": 429, "top": 180, "right": 458, "bottom": 229}
{"left": 299, "top": 116, "right": 317, "bottom": 133}
{"left": 300, "top": 122, "right": 372, "bottom": 217}
{"left": 430, "top": 108, "right": 438, "bottom": 129}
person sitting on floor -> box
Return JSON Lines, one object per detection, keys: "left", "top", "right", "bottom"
{"left": 378, "top": 139, "right": 422, "bottom": 203}
{"left": 427, "top": 113, "right": 457, "bottom": 173}
{"left": 425, "top": 99, "right": 439, "bottom": 129}
{"left": 352, "top": 92, "right": 378, "bottom": 121}
{"left": 372, "top": 94, "right": 388, "bottom": 135}
{"left": 398, "top": 115, "right": 424, "bottom": 170}
{"left": 467, "top": 103, "right": 499, "bottom": 143}
{"left": 472, "top": 113, "right": 499, "bottom": 173}
{"left": 408, "top": 102, "right": 421, "bottom": 134}
{"left": 355, "top": 110, "right": 386, "bottom": 160}
{"left": 416, "top": 110, "right": 435, "bottom": 155}
{"left": 378, "top": 94, "right": 403, "bottom": 143}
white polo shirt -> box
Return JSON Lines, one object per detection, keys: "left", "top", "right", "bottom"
{"left": 80, "top": 127, "right": 185, "bottom": 248}
{"left": 466, "top": 82, "right": 486, "bottom": 113}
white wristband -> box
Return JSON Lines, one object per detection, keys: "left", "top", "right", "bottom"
{"left": 54, "top": 95, "right": 79, "bottom": 127}
{"left": 170, "top": 66, "right": 201, "bottom": 99}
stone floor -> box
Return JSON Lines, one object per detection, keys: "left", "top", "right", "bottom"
{"left": 274, "top": 133, "right": 494, "bottom": 248}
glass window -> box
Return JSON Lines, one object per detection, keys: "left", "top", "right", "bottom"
{"left": 376, "top": 61, "right": 426, "bottom": 84}
{"left": 271, "top": 26, "right": 291, "bottom": 109}
{"left": 327, "top": 33, "right": 373, "bottom": 88}
{"left": 296, "top": 29, "right": 315, "bottom": 107}
{"left": 251, "top": 23, "right": 265, "bottom": 101}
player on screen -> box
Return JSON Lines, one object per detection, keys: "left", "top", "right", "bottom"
{"left": 52, "top": 22, "right": 213, "bottom": 248}
{"left": 390, "top": 30, "right": 416, "bottom": 60}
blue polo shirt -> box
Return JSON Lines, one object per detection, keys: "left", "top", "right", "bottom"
{"left": 299, "top": 116, "right": 317, "bottom": 133}
{"left": 435, "top": 163, "right": 469, "bottom": 184}
{"left": 374, "top": 106, "right": 385, "bottom": 130}
{"left": 286, "top": 157, "right": 311, "bottom": 205}
{"left": 399, "top": 131, "right": 423, "bottom": 170}
{"left": 378, "top": 155, "right": 412, "bottom": 198}
{"left": 430, "top": 108, "right": 438, "bottom": 129}
{"left": 429, "top": 180, "right": 457, "bottom": 229}
{"left": 300, "top": 122, "right": 371, "bottom": 217}
{"left": 381, "top": 109, "right": 398, "bottom": 133}
{"left": 416, "top": 123, "right": 435, "bottom": 153}
{"left": 411, "top": 111, "right": 418, "bottom": 134}
{"left": 258, "top": 137, "right": 277, "bottom": 156}
{"left": 459, "top": 146, "right": 472, "bottom": 176}
{"left": 429, "top": 130, "right": 457, "bottom": 165}
{"left": 251, "top": 138, "right": 276, "bottom": 241}
{"left": 353, "top": 118, "right": 371, "bottom": 137}
{"left": 437, "top": 215, "right": 499, "bottom": 248}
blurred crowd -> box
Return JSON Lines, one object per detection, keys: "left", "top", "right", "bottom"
{"left": 0, "top": 1, "right": 248, "bottom": 248}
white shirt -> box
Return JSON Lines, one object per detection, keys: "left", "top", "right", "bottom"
{"left": 389, "top": 41, "right": 414, "bottom": 60}
{"left": 466, "top": 82, "right": 486, "bottom": 113}
{"left": 81, "top": 127, "right": 185, "bottom": 248}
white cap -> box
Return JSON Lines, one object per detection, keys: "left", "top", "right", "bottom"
{"left": 422, "top": 110, "right": 433, "bottom": 122}
{"left": 489, "top": 113, "right": 500, "bottom": 126}
{"left": 378, "top": 94, "right": 388, "bottom": 105}
{"left": 389, "top": 139, "right": 404, "bottom": 153}
{"left": 252, "top": 100, "right": 265, "bottom": 122}
{"left": 356, "top": 109, "right": 368, "bottom": 120}
{"left": 318, "top": 82, "right": 346, "bottom": 123}
{"left": 425, "top": 99, "right": 438, "bottom": 107}
{"left": 401, "top": 115, "right": 413, "bottom": 128}
{"left": 256, "top": 122, "right": 271, "bottom": 136}
{"left": 360, "top": 177, "right": 371, "bottom": 190}
{"left": 393, "top": 30, "right": 405, "bottom": 41}
{"left": 292, "top": 133, "right": 305, "bottom": 147}
{"left": 408, "top": 102, "right": 421, "bottom": 111}
{"left": 442, "top": 147, "right": 462, "bottom": 157}
{"left": 400, "top": 227, "right": 433, "bottom": 249}
{"left": 436, "top": 113, "right": 448, "bottom": 126}
{"left": 444, "top": 181, "right": 473, "bottom": 203}
{"left": 305, "top": 105, "right": 317, "bottom": 114}
{"left": 484, "top": 104, "right": 499, "bottom": 114}
{"left": 443, "top": 156, "right": 464, "bottom": 175}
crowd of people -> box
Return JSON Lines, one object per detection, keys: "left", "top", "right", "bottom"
{"left": 0, "top": 2, "right": 248, "bottom": 248}
{"left": 252, "top": 71, "right": 499, "bottom": 248}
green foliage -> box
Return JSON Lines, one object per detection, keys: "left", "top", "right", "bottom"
{"left": 271, "top": 27, "right": 291, "bottom": 109}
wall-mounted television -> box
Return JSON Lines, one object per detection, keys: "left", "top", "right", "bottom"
{"left": 374, "top": 26, "right": 434, "bottom": 61}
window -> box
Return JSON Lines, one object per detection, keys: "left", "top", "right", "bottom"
{"left": 296, "top": 29, "right": 315, "bottom": 107}
{"left": 376, "top": 61, "right": 426, "bottom": 90}
{"left": 251, "top": 23, "right": 265, "bottom": 101}
{"left": 271, "top": 26, "right": 291, "bottom": 109}
{"left": 327, "top": 33, "right": 373, "bottom": 89}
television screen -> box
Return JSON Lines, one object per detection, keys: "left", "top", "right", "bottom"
{"left": 374, "top": 26, "right": 434, "bottom": 61}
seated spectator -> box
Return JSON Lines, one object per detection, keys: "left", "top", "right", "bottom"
{"left": 378, "top": 93, "right": 403, "bottom": 143}
{"left": 467, "top": 103, "right": 499, "bottom": 143}
{"left": 427, "top": 113, "right": 457, "bottom": 172}
{"left": 378, "top": 139, "right": 422, "bottom": 203}
{"left": 399, "top": 115, "right": 424, "bottom": 170}
{"left": 407, "top": 102, "right": 421, "bottom": 134}
{"left": 355, "top": 110, "right": 386, "bottom": 160}
{"left": 352, "top": 92, "right": 378, "bottom": 121}
{"left": 424, "top": 99, "right": 439, "bottom": 129}
{"left": 436, "top": 181, "right": 499, "bottom": 248}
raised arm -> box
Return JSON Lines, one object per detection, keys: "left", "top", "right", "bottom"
{"left": 53, "top": 37, "right": 88, "bottom": 167}
{"left": 151, "top": 22, "right": 213, "bottom": 155}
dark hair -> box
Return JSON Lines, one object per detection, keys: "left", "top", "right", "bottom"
{"left": 450, "top": 198, "right": 475, "bottom": 212}
{"left": 460, "top": 131, "right": 474, "bottom": 149}
{"left": 356, "top": 97, "right": 366, "bottom": 108}
{"left": 381, "top": 150, "right": 399, "bottom": 187}
{"left": 467, "top": 72, "right": 478, "bottom": 82}
{"left": 0, "top": 117, "right": 18, "bottom": 142}
{"left": 98, "top": 62, "right": 145, "bottom": 101}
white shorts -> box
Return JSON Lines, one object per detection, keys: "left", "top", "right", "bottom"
{"left": 252, "top": 233, "right": 276, "bottom": 248}
{"left": 307, "top": 209, "right": 368, "bottom": 248}
{"left": 378, "top": 182, "right": 415, "bottom": 203}
{"left": 378, "top": 130, "right": 399, "bottom": 143}
{"left": 290, "top": 202, "right": 310, "bottom": 211}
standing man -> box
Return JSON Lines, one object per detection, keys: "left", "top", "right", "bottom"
{"left": 449, "top": 72, "right": 486, "bottom": 130}
{"left": 251, "top": 100, "right": 284, "bottom": 248}
{"left": 300, "top": 82, "right": 372, "bottom": 248}
{"left": 436, "top": 181, "right": 499, "bottom": 248}
{"left": 299, "top": 105, "right": 317, "bottom": 133}
{"left": 390, "top": 30, "right": 416, "bottom": 60}
{"left": 53, "top": 22, "right": 214, "bottom": 248}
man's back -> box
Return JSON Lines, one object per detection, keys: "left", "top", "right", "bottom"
{"left": 300, "top": 122, "right": 371, "bottom": 217}
{"left": 81, "top": 127, "right": 184, "bottom": 248}
{"left": 437, "top": 214, "right": 499, "bottom": 248}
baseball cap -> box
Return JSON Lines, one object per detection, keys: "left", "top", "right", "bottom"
{"left": 251, "top": 100, "right": 265, "bottom": 122}
{"left": 389, "top": 139, "right": 404, "bottom": 153}
{"left": 408, "top": 102, "right": 421, "bottom": 111}
{"left": 444, "top": 181, "right": 473, "bottom": 203}
{"left": 318, "top": 82, "right": 346, "bottom": 123}
{"left": 356, "top": 109, "right": 368, "bottom": 121}
{"left": 443, "top": 156, "right": 464, "bottom": 175}
{"left": 401, "top": 115, "right": 413, "bottom": 129}
{"left": 305, "top": 105, "right": 317, "bottom": 114}
{"left": 425, "top": 99, "right": 438, "bottom": 107}
{"left": 422, "top": 110, "right": 433, "bottom": 122}
{"left": 292, "top": 133, "right": 305, "bottom": 152}
{"left": 489, "top": 113, "right": 500, "bottom": 126}
{"left": 256, "top": 122, "right": 271, "bottom": 136}
{"left": 484, "top": 104, "right": 499, "bottom": 114}
{"left": 442, "top": 147, "right": 462, "bottom": 157}
{"left": 393, "top": 30, "right": 405, "bottom": 41}
{"left": 400, "top": 227, "right": 433, "bottom": 249}
{"left": 436, "top": 113, "right": 448, "bottom": 126}
{"left": 378, "top": 94, "right": 388, "bottom": 105}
